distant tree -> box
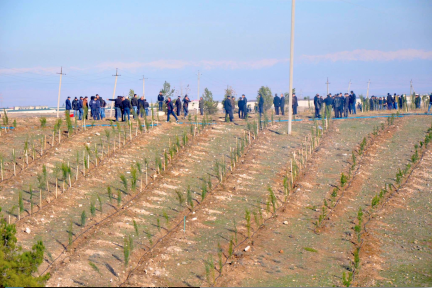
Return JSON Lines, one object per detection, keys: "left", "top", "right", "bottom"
{"left": 0, "top": 207, "right": 50, "bottom": 286}
{"left": 128, "top": 89, "right": 135, "bottom": 99}
{"left": 160, "top": 81, "right": 174, "bottom": 98}
{"left": 202, "top": 88, "right": 218, "bottom": 114}
{"left": 257, "top": 86, "right": 273, "bottom": 111}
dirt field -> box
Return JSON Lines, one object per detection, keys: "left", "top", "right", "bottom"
{"left": 1, "top": 108, "right": 431, "bottom": 287}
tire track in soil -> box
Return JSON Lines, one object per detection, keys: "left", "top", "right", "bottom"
{"left": 216, "top": 116, "right": 430, "bottom": 287}
{"left": 123, "top": 122, "right": 314, "bottom": 287}
{"left": 0, "top": 125, "right": 109, "bottom": 216}
{"left": 45, "top": 124, "right": 250, "bottom": 287}
{"left": 14, "top": 123, "right": 181, "bottom": 271}
{"left": 213, "top": 118, "right": 384, "bottom": 287}
{"left": 354, "top": 149, "right": 432, "bottom": 287}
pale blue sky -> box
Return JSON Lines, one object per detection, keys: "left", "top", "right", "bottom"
{"left": 0, "top": 0, "right": 431, "bottom": 107}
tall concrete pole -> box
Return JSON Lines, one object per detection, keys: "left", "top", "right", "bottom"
{"left": 197, "top": 71, "right": 201, "bottom": 114}
{"left": 348, "top": 79, "right": 352, "bottom": 93}
{"left": 366, "top": 80, "right": 370, "bottom": 98}
{"left": 140, "top": 75, "right": 148, "bottom": 98}
{"left": 109, "top": 68, "right": 121, "bottom": 118}
{"left": 287, "top": 0, "right": 296, "bottom": 135}
{"left": 56, "top": 67, "right": 65, "bottom": 118}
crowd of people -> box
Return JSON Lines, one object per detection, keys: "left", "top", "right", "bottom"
{"left": 65, "top": 91, "right": 432, "bottom": 123}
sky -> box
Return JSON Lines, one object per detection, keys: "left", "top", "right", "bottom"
{"left": 0, "top": 0, "right": 431, "bottom": 107}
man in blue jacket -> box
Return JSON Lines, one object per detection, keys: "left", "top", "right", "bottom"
{"left": 157, "top": 93, "right": 164, "bottom": 111}
{"left": 273, "top": 93, "right": 281, "bottom": 115}
{"left": 166, "top": 97, "right": 179, "bottom": 122}
{"left": 78, "top": 97, "right": 84, "bottom": 120}
{"left": 350, "top": 91, "right": 357, "bottom": 114}
{"left": 108, "top": 96, "right": 123, "bottom": 122}
{"left": 65, "top": 97, "right": 72, "bottom": 115}
{"left": 280, "top": 94, "right": 285, "bottom": 116}
{"left": 89, "top": 96, "right": 100, "bottom": 120}
{"left": 224, "top": 96, "right": 234, "bottom": 122}
{"left": 72, "top": 97, "right": 79, "bottom": 119}
{"left": 314, "top": 94, "right": 321, "bottom": 118}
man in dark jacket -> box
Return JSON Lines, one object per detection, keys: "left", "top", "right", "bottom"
{"left": 131, "top": 94, "right": 139, "bottom": 118}
{"left": 72, "top": 97, "right": 79, "bottom": 118}
{"left": 166, "top": 97, "right": 179, "bottom": 122}
{"left": 89, "top": 96, "right": 100, "bottom": 120}
{"left": 238, "top": 97, "right": 245, "bottom": 119}
{"left": 122, "top": 96, "right": 131, "bottom": 121}
{"left": 280, "top": 94, "right": 285, "bottom": 116}
{"left": 343, "top": 93, "right": 350, "bottom": 118}
{"left": 65, "top": 97, "right": 72, "bottom": 115}
{"left": 199, "top": 97, "right": 204, "bottom": 116}
{"left": 324, "top": 94, "right": 333, "bottom": 117}
{"left": 313, "top": 94, "right": 321, "bottom": 118}
{"left": 415, "top": 94, "right": 421, "bottom": 109}
{"left": 273, "top": 93, "right": 281, "bottom": 115}
{"left": 138, "top": 96, "right": 145, "bottom": 117}
{"left": 182, "top": 95, "right": 191, "bottom": 119}
{"left": 387, "top": 93, "right": 393, "bottom": 110}
{"left": 224, "top": 95, "right": 234, "bottom": 122}
{"left": 292, "top": 93, "right": 298, "bottom": 115}
{"left": 399, "top": 95, "right": 404, "bottom": 110}
{"left": 175, "top": 96, "right": 182, "bottom": 116}
{"left": 333, "top": 94, "right": 342, "bottom": 118}
{"left": 108, "top": 96, "right": 123, "bottom": 122}
{"left": 350, "top": 91, "right": 356, "bottom": 114}
{"left": 427, "top": 93, "right": 432, "bottom": 114}
{"left": 258, "top": 94, "right": 264, "bottom": 116}
{"left": 157, "top": 93, "right": 164, "bottom": 111}
{"left": 77, "top": 97, "right": 84, "bottom": 120}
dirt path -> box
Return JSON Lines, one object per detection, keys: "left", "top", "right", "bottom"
{"left": 355, "top": 149, "right": 432, "bottom": 287}
{"left": 120, "top": 122, "right": 315, "bottom": 287}
{"left": 215, "top": 116, "right": 430, "bottom": 287}
{"left": 45, "top": 123, "right": 253, "bottom": 287}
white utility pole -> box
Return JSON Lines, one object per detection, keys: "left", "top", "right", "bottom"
{"left": 56, "top": 67, "right": 66, "bottom": 118}
{"left": 410, "top": 79, "right": 413, "bottom": 96}
{"left": 287, "top": 0, "right": 296, "bottom": 135}
{"left": 109, "top": 68, "right": 121, "bottom": 118}
{"left": 140, "top": 75, "right": 148, "bottom": 98}
{"left": 348, "top": 79, "right": 352, "bottom": 93}
{"left": 366, "top": 80, "right": 371, "bottom": 98}
{"left": 326, "top": 77, "right": 330, "bottom": 96}
{"left": 197, "top": 71, "right": 202, "bottom": 114}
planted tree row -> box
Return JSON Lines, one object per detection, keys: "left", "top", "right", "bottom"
{"left": 340, "top": 122, "right": 432, "bottom": 287}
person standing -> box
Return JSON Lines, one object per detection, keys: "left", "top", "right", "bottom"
{"left": 333, "top": 94, "right": 341, "bottom": 118}
{"left": 324, "top": 94, "right": 333, "bottom": 117}
{"left": 394, "top": 93, "right": 398, "bottom": 110}
{"left": 399, "top": 95, "right": 404, "bottom": 110}
{"left": 292, "top": 93, "right": 298, "bottom": 115}
{"left": 258, "top": 93, "right": 264, "bottom": 116}
{"left": 343, "top": 93, "right": 350, "bottom": 118}
{"left": 415, "top": 94, "right": 421, "bottom": 109}
{"left": 199, "top": 96, "right": 204, "bottom": 116}
{"left": 89, "top": 96, "right": 100, "bottom": 120}
{"left": 427, "top": 93, "right": 432, "bottom": 114}
{"left": 72, "top": 97, "right": 79, "bottom": 118}
{"left": 387, "top": 93, "right": 393, "bottom": 110}
{"left": 99, "top": 97, "right": 106, "bottom": 119}
{"left": 138, "top": 96, "right": 145, "bottom": 117}
{"left": 175, "top": 96, "right": 182, "bottom": 116}
{"left": 65, "top": 97, "right": 72, "bottom": 116}
{"left": 280, "top": 94, "right": 285, "bottom": 116}
{"left": 83, "top": 97, "right": 89, "bottom": 119}
{"left": 183, "top": 94, "right": 191, "bottom": 118}
{"left": 78, "top": 97, "right": 84, "bottom": 120}
{"left": 131, "top": 94, "right": 139, "bottom": 117}
{"left": 224, "top": 95, "right": 234, "bottom": 122}
{"left": 238, "top": 96, "right": 244, "bottom": 119}
{"left": 157, "top": 92, "right": 164, "bottom": 111}
{"left": 313, "top": 94, "right": 320, "bottom": 118}
{"left": 242, "top": 94, "right": 248, "bottom": 118}
{"left": 166, "top": 97, "right": 179, "bottom": 122}
{"left": 122, "top": 96, "right": 131, "bottom": 121}
{"left": 273, "top": 93, "right": 281, "bottom": 115}
{"left": 350, "top": 91, "right": 356, "bottom": 114}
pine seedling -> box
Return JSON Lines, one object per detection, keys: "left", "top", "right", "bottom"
{"left": 81, "top": 210, "right": 87, "bottom": 226}
{"left": 68, "top": 220, "right": 73, "bottom": 247}
{"left": 133, "top": 219, "right": 139, "bottom": 236}
{"left": 187, "top": 185, "right": 194, "bottom": 210}
{"left": 371, "top": 195, "right": 380, "bottom": 208}
{"left": 163, "top": 210, "right": 169, "bottom": 225}
{"left": 245, "top": 209, "right": 251, "bottom": 237}
{"left": 352, "top": 151, "right": 356, "bottom": 167}
{"left": 124, "top": 237, "right": 130, "bottom": 266}
{"left": 18, "top": 190, "right": 24, "bottom": 215}
{"left": 145, "top": 228, "right": 153, "bottom": 245}
{"left": 40, "top": 117, "right": 47, "bottom": 128}
{"left": 157, "top": 217, "right": 161, "bottom": 232}
{"left": 89, "top": 261, "right": 101, "bottom": 275}
{"left": 120, "top": 174, "right": 128, "bottom": 193}
{"left": 353, "top": 247, "right": 360, "bottom": 269}
{"left": 342, "top": 271, "right": 352, "bottom": 287}
{"left": 129, "top": 234, "right": 134, "bottom": 251}
{"left": 218, "top": 242, "right": 223, "bottom": 273}
{"left": 107, "top": 186, "right": 112, "bottom": 202}
{"left": 175, "top": 190, "right": 185, "bottom": 206}
{"left": 29, "top": 185, "right": 33, "bottom": 215}
{"left": 357, "top": 207, "right": 363, "bottom": 224}
{"left": 340, "top": 173, "right": 348, "bottom": 187}
{"left": 131, "top": 165, "right": 138, "bottom": 190}
{"left": 267, "top": 185, "right": 277, "bottom": 213}
{"left": 208, "top": 174, "right": 212, "bottom": 190}
{"left": 201, "top": 179, "right": 208, "bottom": 201}
{"left": 97, "top": 194, "right": 102, "bottom": 213}
{"left": 228, "top": 237, "right": 234, "bottom": 257}
{"left": 117, "top": 190, "right": 122, "bottom": 206}
{"left": 253, "top": 211, "right": 260, "bottom": 227}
